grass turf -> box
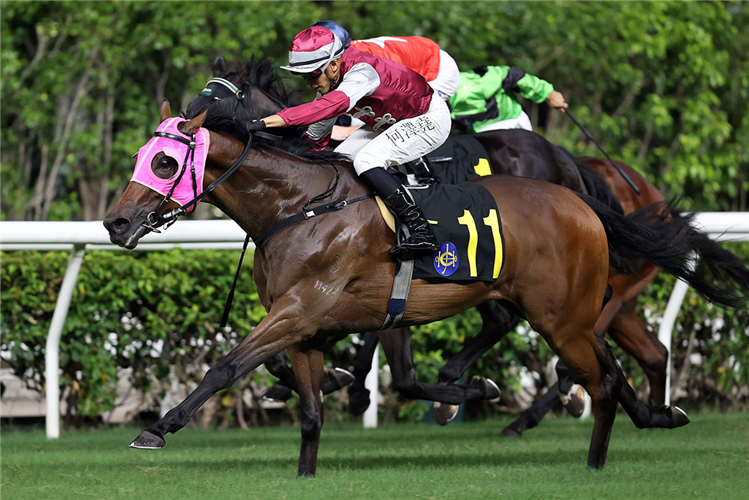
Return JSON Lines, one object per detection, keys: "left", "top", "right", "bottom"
{"left": 2, "top": 412, "right": 748, "bottom": 499}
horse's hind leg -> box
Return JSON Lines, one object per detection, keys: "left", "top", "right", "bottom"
{"left": 437, "top": 301, "right": 519, "bottom": 384}
{"left": 500, "top": 381, "right": 562, "bottom": 438}
{"left": 596, "top": 336, "right": 689, "bottom": 430}
{"left": 500, "top": 359, "right": 585, "bottom": 438}
{"left": 287, "top": 341, "right": 326, "bottom": 477}
{"left": 606, "top": 300, "right": 667, "bottom": 406}
{"left": 379, "top": 328, "right": 500, "bottom": 404}
{"left": 546, "top": 328, "right": 620, "bottom": 469}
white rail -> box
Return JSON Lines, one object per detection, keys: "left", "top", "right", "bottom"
{"left": 656, "top": 212, "right": 749, "bottom": 404}
{"left": 1, "top": 220, "right": 263, "bottom": 438}
{"left": 2, "top": 213, "right": 747, "bottom": 434}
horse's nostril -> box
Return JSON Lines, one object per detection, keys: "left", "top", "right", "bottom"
{"left": 105, "top": 217, "right": 131, "bottom": 234}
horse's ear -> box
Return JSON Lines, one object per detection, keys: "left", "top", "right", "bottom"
{"left": 180, "top": 111, "right": 207, "bottom": 135}
{"left": 212, "top": 56, "right": 226, "bottom": 77}
{"left": 160, "top": 99, "right": 171, "bottom": 121}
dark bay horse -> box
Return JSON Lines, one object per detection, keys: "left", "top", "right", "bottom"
{"left": 105, "top": 95, "right": 749, "bottom": 475}
{"left": 190, "top": 57, "right": 747, "bottom": 434}
{"left": 196, "top": 57, "right": 671, "bottom": 422}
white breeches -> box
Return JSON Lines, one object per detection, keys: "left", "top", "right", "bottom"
{"left": 474, "top": 110, "right": 533, "bottom": 133}
{"left": 335, "top": 97, "right": 451, "bottom": 175}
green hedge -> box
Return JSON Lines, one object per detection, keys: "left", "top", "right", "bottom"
{"left": 2, "top": 245, "right": 748, "bottom": 426}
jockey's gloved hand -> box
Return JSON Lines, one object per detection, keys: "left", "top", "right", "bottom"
{"left": 246, "top": 120, "right": 267, "bottom": 133}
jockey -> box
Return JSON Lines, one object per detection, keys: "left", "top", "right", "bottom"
{"left": 246, "top": 26, "right": 451, "bottom": 256}
{"left": 450, "top": 65, "right": 568, "bottom": 133}
{"left": 311, "top": 21, "right": 459, "bottom": 142}
{"left": 312, "top": 21, "right": 460, "bottom": 101}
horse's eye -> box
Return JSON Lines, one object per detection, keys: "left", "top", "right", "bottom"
{"left": 151, "top": 153, "right": 178, "bottom": 179}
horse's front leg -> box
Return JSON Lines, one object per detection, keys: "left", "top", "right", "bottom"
{"left": 348, "top": 331, "right": 380, "bottom": 416}
{"left": 287, "top": 341, "right": 325, "bottom": 477}
{"left": 129, "top": 294, "right": 328, "bottom": 449}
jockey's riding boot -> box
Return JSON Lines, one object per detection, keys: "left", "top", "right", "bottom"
{"left": 383, "top": 187, "right": 439, "bottom": 255}
{"left": 407, "top": 157, "right": 438, "bottom": 184}
{"left": 360, "top": 168, "right": 438, "bottom": 256}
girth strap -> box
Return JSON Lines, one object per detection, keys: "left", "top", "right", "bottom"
{"left": 380, "top": 257, "right": 415, "bottom": 330}
{"left": 253, "top": 195, "right": 373, "bottom": 247}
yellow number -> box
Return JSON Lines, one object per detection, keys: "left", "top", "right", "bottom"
{"left": 473, "top": 158, "right": 492, "bottom": 176}
{"left": 457, "top": 210, "right": 478, "bottom": 277}
{"left": 457, "top": 208, "right": 504, "bottom": 279}
{"left": 483, "top": 209, "right": 503, "bottom": 278}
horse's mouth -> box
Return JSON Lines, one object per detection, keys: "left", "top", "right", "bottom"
{"left": 123, "top": 224, "right": 150, "bottom": 249}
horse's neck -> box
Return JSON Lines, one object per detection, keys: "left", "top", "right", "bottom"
{"left": 203, "top": 131, "right": 365, "bottom": 239}
{"left": 249, "top": 85, "right": 286, "bottom": 113}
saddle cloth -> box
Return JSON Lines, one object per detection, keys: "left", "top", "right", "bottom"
{"left": 424, "top": 135, "right": 491, "bottom": 184}
{"left": 378, "top": 182, "right": 505, "bottom": 282}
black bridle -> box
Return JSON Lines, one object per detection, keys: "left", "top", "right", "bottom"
{"left": 142, "top": 127, "right": 254, "bottom": 232}
{"left": 187, "top": 76, "right": 249, "bottom": 118}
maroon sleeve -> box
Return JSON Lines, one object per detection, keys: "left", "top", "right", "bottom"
{"left": 277, "top": 90, "right": 351, "bottom": 127}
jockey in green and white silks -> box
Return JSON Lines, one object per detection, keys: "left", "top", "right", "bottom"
{"left": 450, "top": 65, "right": 568, "bottom": 133}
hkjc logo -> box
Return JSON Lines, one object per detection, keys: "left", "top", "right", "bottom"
{"left": 434, "top": 241, "right": 459, "bottom": 276}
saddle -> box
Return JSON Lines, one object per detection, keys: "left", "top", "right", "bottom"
{"left": 390, "top": 135, "right": 493, "bottom": 186}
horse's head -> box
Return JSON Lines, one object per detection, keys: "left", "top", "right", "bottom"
{"left": 104, "top": 100, "right": 208, "bottom": 248}
{"left": 185, "top": 55, "right": 297, "bottom": 119}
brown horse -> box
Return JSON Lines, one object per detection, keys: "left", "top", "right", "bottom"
{"left": 191, "top": 58, "right": 669, "bottom": 415}
{"left": 201, "top": 58, "right": 670, "bottom": 424}
{"left": 187, "top": 58, "right": 747, "bottom": 442}
{"left": 105, "top": 98, "right": 748, "bottom": 476}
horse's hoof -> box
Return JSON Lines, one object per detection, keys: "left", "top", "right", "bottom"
{"left": 500, "top": 426, "right": 523, "bottom": 439}
{"left": 668, "top": 405, "right": 690, "bottom": 428}
{"left": 472, "top": 376, "right": 500, "bottom": 400}
{"left": 262, "top": 384, "right": 293, "bottom": 403}
{"left": 348, "top": 389, "right": 371, "bottom": 417}
{"left": 330, "top": 367, "right": 355, "bottom": 389}
{"left": 129, "top": 430, "right": 165, "bottom": 450}
{"left": 560, "top": 384, "right": 586, "bottom": 418}
{"left": 433, "top": 401, "right": 459, "bottom": 426}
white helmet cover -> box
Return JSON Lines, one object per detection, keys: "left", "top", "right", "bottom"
{"left": 280, "top": 26, "right": 345, "bottom": 73}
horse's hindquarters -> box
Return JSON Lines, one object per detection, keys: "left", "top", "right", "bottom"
{"left": 479, "top": 176, "right": 610, "bottom": 341}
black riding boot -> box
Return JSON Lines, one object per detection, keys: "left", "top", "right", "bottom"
{"left": 406, "top": 157, "right": 438, "bottom": 184}
{"left": 360, "top": 168, "right": 438, "bottom": 256}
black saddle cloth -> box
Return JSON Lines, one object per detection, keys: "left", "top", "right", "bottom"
{"left": 406, "top": 182, "right": 505, "bottom": 283}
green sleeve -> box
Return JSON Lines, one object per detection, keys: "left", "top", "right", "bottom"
{"left": 474, "top": 66, "right": 510, "bottom": 100}
{"left": 516, "top": 73, "right": 554, "bottom": 103}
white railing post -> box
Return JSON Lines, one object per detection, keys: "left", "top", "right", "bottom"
{"left": 657, "top": 279, "right": 691, "bottom": 406}
{"left": 363, "top": 344, "right": 379, "bottom": 429}
{"left": 45, "top": 243, "right": 86, "bottom": 438}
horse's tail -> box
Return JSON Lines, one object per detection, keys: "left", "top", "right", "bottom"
{"left": 580, "top": 195, "right": 749, "bottom": 308}
{"left": 575, "top": 162, "right": 625, "bottom": 216}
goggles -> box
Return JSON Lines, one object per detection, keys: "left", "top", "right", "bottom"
{"left": 293, "top": 65, "right": 326, "bottom": 82}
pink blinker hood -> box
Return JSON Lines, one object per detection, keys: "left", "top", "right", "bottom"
{"left": 130, "top": 117, "right": 210, "bottom": 209}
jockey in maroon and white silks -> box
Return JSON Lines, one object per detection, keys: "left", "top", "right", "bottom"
{"left": 279, "top": 45, "right": 440, "bottom": 152}
{"left": 249, "top": 26, "right": 450, "bottom": 255}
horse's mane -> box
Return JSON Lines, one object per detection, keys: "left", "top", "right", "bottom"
{"left": 194, "top": 56, "right": 345, "bottom": 163}
{"left": 234, "top": 55, "right": 303, "bottom": 108}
